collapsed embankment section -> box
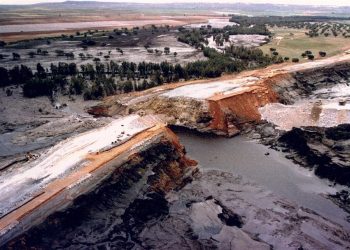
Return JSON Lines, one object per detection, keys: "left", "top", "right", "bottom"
{"left": 266, "top": 61, "right": 350, "bottom": 104}
{"left": 88, "top": 55, "right": 350, "bottom": 137}
{"left": 0, "top": 115, "right": 196, "bottom": 246}
{"left": 207, "top": 85, "right": 278, "bottom": 136}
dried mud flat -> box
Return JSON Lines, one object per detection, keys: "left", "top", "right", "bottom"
{"left": 0, "top": 87, "right": 110, "bottom": 169}
{"left": 0, "top": 34, "right": 205, "bottom": 69}
{"left": 154, "top": 170, "right": 350, "bottom": 250}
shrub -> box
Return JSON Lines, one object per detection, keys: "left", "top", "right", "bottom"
{"left": 319, "top": 51, "right": 327, "bottom": 57}
{"left": 307, "top": 54, "right": 315, "bottom": 60}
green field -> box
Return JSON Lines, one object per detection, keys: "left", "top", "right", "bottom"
{"left": 260, "top": 27, "right": 350, "bottom": 60}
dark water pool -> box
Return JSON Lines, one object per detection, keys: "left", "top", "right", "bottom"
{"left": 175, "top": 128, "right": 350, "bottom": 230}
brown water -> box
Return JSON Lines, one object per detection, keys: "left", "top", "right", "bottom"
{"left": 0, "top": 20, "right": 182, "bottom": 34}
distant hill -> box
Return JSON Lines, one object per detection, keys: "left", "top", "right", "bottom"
{"left": 0, "top": 1, "right": 349, "bottom": 16}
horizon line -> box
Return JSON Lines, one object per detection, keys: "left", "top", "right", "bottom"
{"left": 0, "top": 1, "right": 349, "bottom": 7}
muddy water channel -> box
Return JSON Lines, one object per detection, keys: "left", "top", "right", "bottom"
{"left": 175, "top": 129, "right": 350, "bottom": 230}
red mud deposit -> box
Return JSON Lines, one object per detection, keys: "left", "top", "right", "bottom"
{"left": 208, "top": 85, "right": 278, "bottom": 136}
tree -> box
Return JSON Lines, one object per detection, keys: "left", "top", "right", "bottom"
{"left": 96, "top": 63, "right": 105, "bottom": 76}
{"left": 121, "top": 80, "right": 133, "bottom": 93}
{"left": 174, "top": 64, "right": 185, "bottom": 79}
{"left": 79, "top": 53, "right": 85, "bottom": 60}
{"left": 68, "top": 63, "right": 77, "bottom": 75}
{"left": 23, "top": 77, "right": 55, "bottom": 98}
{"left": 307, "top": 54, "right": 315, "bottom": 60}
{"left": 36, "top": 63, "right": 46, "bottom": 78}
{"left": 20, "top": 65, "right": 33, "bottom": 83}
{"left": 292, "top": 58, "right": 299, "bottom": 63}
{"left": 65, "top": 52, "right": 75, "bottom": 60}
{"left": 70, "top": 76, "right": 86, "bottom": 95}
{"left": 55, "top": 50, "right": 65, "bottom": 57}
{"left": 319, "top": 51, "right": 327, "bottom": 57}
{"left": 12, "top": 53, "right": 20, "bottom": 61}
{"left": 6, "top": 88, "right": 12, "bottom": 96}
{"left": 164, "top": 47, "right": 170, "bottom": 55}
{"left": 9, "top": 66, "right": 21, "bottom": 84}
{"left": 28, "top": 51, "right": 36, "bottom": 58}
{"left": 0, "top": 67, "right": 10, "bottom": 87}
{"left": 42, "top": 50, "right": 49, "bottom": 56}
{"left": 93, "top": 57, "right": 101, "bottom": 63}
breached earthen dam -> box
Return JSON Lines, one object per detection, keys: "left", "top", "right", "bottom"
{"left": 89, "top": 53, "right": 350, "bottom": 136}
{"left": 0, "top": 114, "right": 196, "bottom": 245}
{"left": 1, "top": 54, "right": 350, "bottom": 248}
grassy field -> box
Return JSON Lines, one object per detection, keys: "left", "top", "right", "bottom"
{"left": 260, "top": 27, "right": 350, "bottom": 60}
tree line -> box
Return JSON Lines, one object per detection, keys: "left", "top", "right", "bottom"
{"left": 177, "top": 24, "right": 270, "bottom": 49}
{"left": 229, "top": 15, "right": 350, "bottom": 38}
{"left": 0, "top": 44, "right": 284, "bottom": 99}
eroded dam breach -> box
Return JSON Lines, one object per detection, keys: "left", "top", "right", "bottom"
{"left": 89, "top": 53, "right": 350, "bottom": 137}
{"left": 1, "top": 54, "right": 350, "bottom": 248}
{"left": 0, "top": 115, "right": 196, "bottom": 245}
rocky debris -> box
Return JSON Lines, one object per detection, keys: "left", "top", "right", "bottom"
{"left": 131, "top": 96, "right": 215, "bottom": 133}
{"left": 12, "top": 168, "right": 348, "bottom": 249}
{"left": 329, "top": 190, "right": 350, "bottom": 219}
{"left": 260, "top": 62, "right": 350, "bottom": 130}
{"left": 249, "top": 122, "right": 350, "bottom": 186}
{"left": 277, "top": 124, "right": 350, "bottom": 186}
{"left": 270, "top": 63, "right": 350, "bottom": 104}
{"left": 138, "top": 170, "right": 350, "bottom": 249}
{"left": 188, "top": 198, "right": 269, "bottom": 249}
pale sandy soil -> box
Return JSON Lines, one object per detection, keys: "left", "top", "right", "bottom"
{"left": 0, "top": 114, "right": 154, "bottom": 218}
{"left": 207, "top": 34, "right": 268, "bottom": 51}
{"left": 260, "top": 84, "right": 350, "bottom": 131}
